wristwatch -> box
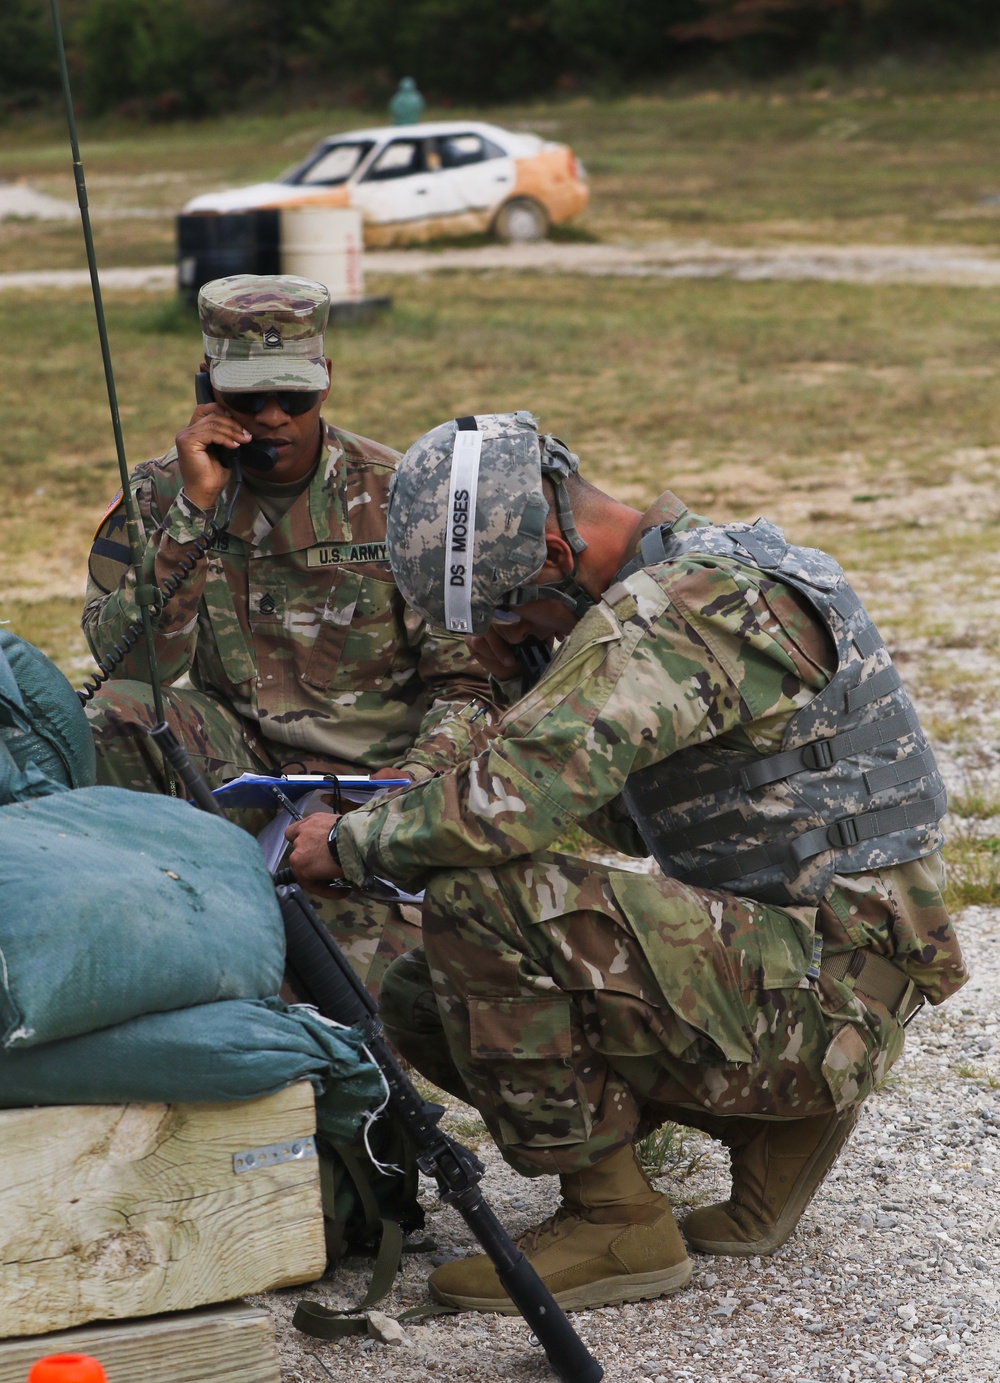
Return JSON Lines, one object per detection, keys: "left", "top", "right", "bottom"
{"left": 326, "top": 820, "right": 342, "bottom": 870}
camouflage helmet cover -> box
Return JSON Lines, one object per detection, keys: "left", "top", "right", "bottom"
{"left": 387, "top": 412, "right": 553, "bottom": 635}
{"left": 197, "top": 274, "right": 331, "bottom": 392}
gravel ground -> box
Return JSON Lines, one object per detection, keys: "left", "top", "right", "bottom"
{"left": 247, "top": 896, "right": 998, "bottom": 1383}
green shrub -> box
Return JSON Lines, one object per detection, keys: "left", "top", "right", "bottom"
{"left": 77, "top": 0, "right": 215, "bottom": 118}
{"left": 0, "top": 0, "right": 57, "bottom": 104}
{"left": 8, "top": 0, "right": 1000, "bottom": 120}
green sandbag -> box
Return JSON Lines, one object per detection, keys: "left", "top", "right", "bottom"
{"left": 0, "top": 630, "right": 95, "bottom": 798}
{"left": 0, "top": 997, "right": 383, "bottom": 1143}
{"left": 0, "top": 787, "right": 285, "bottom": 1050}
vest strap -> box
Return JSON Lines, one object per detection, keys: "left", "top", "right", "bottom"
{"left": 733, "top": 525, "right": 787, "bottom": 569}
{"left": 676, "top": 837, "right": 789, "bottom": 888}
{"left": 643, "top": 704, "right": 920, "bottom": 815}
{"left": 639, "top": 526, "right": 670, "bottom": 567}
{"left": 844, "top": 661, "right": 900, "bottom": 712}
{"left": 658, "top": 807, "right": 745, "bottom": 854}
{"left": 851, "top": 620, "right": 883, "bottom": 658}
{"left": 677, "top": 787, "right": 947, "bottom": 889}
{"left": 615, "top": 521, "right": 679, "bottom": 584}
{"left": 863, "top": 745, "right": 938, "bottom": 795}
{"left": 790, "top": 788, "right": 948, "bottom": 865}
{"left": 741, "top": 704, "right": 917, "bottom": 790}
{"left": 821, "top": 948, "right": 923, "bottom": 1024}
{"left": 830, "top": 586, "right": 863, "bottom": 620}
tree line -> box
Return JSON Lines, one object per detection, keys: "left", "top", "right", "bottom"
{"left": 3, "top": 0, "right": 998, "bottom": 120}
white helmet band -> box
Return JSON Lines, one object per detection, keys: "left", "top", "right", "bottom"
{"left": 442, "top": 421, "right": 483, "bottom": 633}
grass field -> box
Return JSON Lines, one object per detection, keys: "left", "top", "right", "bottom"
{"left": 2, "top": 73, "right": 999, "bottom": 907}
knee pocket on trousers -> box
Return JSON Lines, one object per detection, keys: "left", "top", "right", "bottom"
{"left": 469, "top": 994, "right": 593, "bottom": 1149}
{"left": 817, "top": 971, "right": 906, "bottom": 1112}
{"left": 821, "top": 1013, "right": 904, "bottom": 1112}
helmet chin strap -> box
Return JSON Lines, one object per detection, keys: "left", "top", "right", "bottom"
{"left": 540, "top": 436, "right": 587, "bottom": 555}
{"left": 507, "top": 435, "right": 595, "bottom": 621}
{"left": 502, "top": 574, "right": 594, "bottom": 620}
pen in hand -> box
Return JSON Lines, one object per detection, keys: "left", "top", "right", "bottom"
{"left": 270, "top": 784, "right": 305, "bottom": 821}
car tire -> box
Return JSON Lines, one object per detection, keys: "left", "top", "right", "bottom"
{"left": 492, "top": 197, "right": 550, "bottom": 244}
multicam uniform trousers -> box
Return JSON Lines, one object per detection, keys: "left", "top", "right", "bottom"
{"left": 381, "top": 852, "right": 906, "bottom": 1177}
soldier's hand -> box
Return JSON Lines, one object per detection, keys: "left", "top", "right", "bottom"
{"left": 175, "top": 403, "right": 251, "bottom": 511}
{"left": 467, "top": 626, "right": 521, "bottom": 680}
{"left": 284, "top": 813, "right": 345, "bottom": 893}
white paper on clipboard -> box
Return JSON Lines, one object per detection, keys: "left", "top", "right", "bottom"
{"left": 257, "top": 787, "right": 424, "bottom": 903}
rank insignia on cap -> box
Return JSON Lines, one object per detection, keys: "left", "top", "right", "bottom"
{"left": 262, "top": 325, "right": 282, "bottom": 349}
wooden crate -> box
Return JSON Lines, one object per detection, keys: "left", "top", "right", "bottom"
{"left": 0, "top": 1084, "right": 325, "bottom": 1340}
{"left": 0, "top": 1303, "right": 280, "bottom": 1383}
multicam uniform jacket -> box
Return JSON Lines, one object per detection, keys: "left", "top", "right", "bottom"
{"left": 340, "top": 490, "right": 967, "bottom": 1007}
{"left": 83, "top": 422, "right": 493, "bottom": 777}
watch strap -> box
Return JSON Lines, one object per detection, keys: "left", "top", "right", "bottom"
{"left": 326, "top": 820, "right": 342, "bottom": 869}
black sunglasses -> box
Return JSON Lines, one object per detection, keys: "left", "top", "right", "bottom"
{"left": 218, "top": 389, "right": 323, "bottom": 417}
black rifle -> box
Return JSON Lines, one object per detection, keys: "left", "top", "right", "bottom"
{"left": 153, "top": 724, "right": 603, "bottom": 1383}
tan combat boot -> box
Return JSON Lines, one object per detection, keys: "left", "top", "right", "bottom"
{"left": 682, "top": 1108, "right": 859, "bottom": 1257}
{"left": 428, "top": 1144, "right": 692, "bottom": 1313}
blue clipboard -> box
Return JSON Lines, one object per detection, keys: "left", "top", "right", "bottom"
{"left": 211, "top": 772, "right": 410, "bottom": 810}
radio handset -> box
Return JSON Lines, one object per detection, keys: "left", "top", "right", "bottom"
{"left": 194, "top": 373, "right": 279, "bottom": 472}
{"left": 513, "top": 634, "right": 551, "bottom": 696}
{"left": 82, "top": 378, "right": 256, "bottom": 705}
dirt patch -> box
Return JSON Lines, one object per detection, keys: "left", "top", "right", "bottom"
{"left": 0, "top": 180, "right": 78, "bottom": 221}
{"left": 363, "top": 238, "right": 1000, "bottom": 287}
{"left": 7, "top": 214, "right": 1000, "bottom": 290}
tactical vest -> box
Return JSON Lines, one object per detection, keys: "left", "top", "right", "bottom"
{"left": 620, "top": 518, "right": 947, "bottom": 907}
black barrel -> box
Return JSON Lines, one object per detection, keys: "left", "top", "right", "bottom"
{"left": 176, "top": 209, "right": 281, "bottom": 303}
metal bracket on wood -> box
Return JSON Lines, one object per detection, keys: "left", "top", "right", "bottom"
{"left": 233, "top": 1136, "right": 317, "bottom": 1173}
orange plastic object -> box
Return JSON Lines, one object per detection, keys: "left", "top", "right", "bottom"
{"left": 27, "top": 1356, "right": 108, "bottom": 1383}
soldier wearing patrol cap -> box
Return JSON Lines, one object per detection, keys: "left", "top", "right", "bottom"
{"left": 82, "top": 276, "right": 495, "bottom": 992}
{"left": 285, "top": 410, "right": 967, "bottom": 1312}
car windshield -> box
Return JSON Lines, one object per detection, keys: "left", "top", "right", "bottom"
{"left": 290, "top": 142, "right": 374, "bottom": 186}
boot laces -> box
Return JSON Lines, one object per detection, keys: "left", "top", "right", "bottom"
{"left": 516, "top": 1207, "right": 579, "bottom": 1254}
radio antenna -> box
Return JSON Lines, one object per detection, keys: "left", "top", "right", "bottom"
{"left": 49, "top": 0, "right": 166, "bottom": 725}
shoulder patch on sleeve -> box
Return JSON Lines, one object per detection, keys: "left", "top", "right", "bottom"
{"left": 88, "top": 496, "right": 133, "bottom": 595}
{"left": 93, "top": 488, "right": 124, "bottom": 542}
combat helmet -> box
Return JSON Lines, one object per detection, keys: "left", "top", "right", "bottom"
{"left": 387, "top": 412, "right": 593, "bottom": 635}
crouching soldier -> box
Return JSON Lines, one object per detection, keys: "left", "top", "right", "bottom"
{"left": 285, "top": 412, "right": 967, "bottom": 1311}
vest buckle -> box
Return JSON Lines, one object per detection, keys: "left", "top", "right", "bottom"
{"left": 829, "top": 816, "right": 861, "bottom": 848}
{"left": 804, "top": 737, "right": 836, "bottom": 770}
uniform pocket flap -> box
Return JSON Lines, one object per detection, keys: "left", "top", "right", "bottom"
{"left": 821, "top": 1020, "right": 876, "bottom": 1112}
{"left": 469, "top": 994, "right": 573, "bottom": 1061}
{"left": 302, "top": 567, "right": 364, "bottom": 690}
{"left": 606, "top": 870, "right": 759, "bottom": 1065}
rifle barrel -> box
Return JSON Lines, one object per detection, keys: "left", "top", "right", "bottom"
{"left": 276, "top": 884, "right": 603, "bottom": 1383}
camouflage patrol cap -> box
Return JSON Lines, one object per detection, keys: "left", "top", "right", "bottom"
{"left": 198, "top": 274, "right": 331, "bottom": 392}
{"left": 387, "top": 412, "right": 561, "bottom": 636}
